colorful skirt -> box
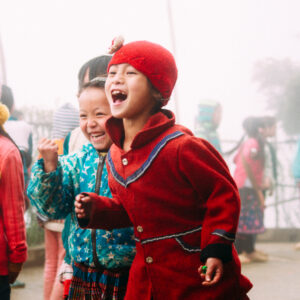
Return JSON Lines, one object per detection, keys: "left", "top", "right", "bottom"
{"left": 68, "top": 262, "right": 130, "bottom": 300}
{"left": 238, "top": 187, "right": 265, "bottom": 234}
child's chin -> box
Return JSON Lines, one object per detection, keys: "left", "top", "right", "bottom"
{"left": 92, "top": 141, "right": 111, "bottom": 152}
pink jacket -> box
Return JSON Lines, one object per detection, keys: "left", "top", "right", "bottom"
{"left": 233, "top": 138, "right": 264, "bottom": 189}
{"left": 0, "top": 135, "right": 27, "bottom": 275}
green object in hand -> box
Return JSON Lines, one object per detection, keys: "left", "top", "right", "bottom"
{"left": 201, "top": 266, "right": 207, "bottom": 274}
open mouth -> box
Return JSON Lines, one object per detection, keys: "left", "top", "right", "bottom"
{"left": 112, "top": 90, "right": 127, "bottom": 103}
{"left": 90, "top": 132, "right": 105, "bottom": 142}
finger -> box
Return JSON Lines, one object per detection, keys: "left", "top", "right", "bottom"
{"left": 75, "top": 194, "right": 83, "bottom": 202}
{"left": 76, "top": 213, "right": 85, "bottom": 219}
{"left": 209, "top": 269, "right": 222, "bottom": 285}
{"left": 202, "top": 268, "right": 223, "bottom": 286}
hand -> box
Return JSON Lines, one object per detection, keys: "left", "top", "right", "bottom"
{"left": 8, "top": 262, "right": 22, "bottom": 284}
{"left": 257, "top": 190, "right": 266, "bottom": 209}
{"left": 198, "top": 257, "right": 223, "bottom": 286}
{"left": 8, "top": 271, "right": 20, "bottom": 284}
{"left": 75, "top": 193, "right": 92, "bottom": 219}
{"left": 38, "top": 138, "right": 59, "bottom": 172}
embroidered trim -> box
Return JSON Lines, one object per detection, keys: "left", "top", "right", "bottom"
{"left": 175, "top": 237, "right": 201, "bottom": 252}
{"left": 108, "top": 131, "right": 184, "bottom": 187}
{"left": 134, "top": 225, "right": 202, "bottom": 245}
{"left": 212, "top": 229, "right": 235, "bottom": 241}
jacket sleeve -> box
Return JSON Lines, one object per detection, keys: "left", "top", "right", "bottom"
{"left": 27, "top": 155, "right": 78, "bottom": 219}
{"left": 77, "top": 192, "right": 132, "bottom": 230}
{"left": 1, "top": 148, "right": 27, "bottom": 264}
{"left": 178, "top": 137, "right": 240, "bottom": 263}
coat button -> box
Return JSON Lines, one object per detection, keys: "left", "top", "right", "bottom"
{"left": 122, "top": 158, "right": 128, "bottom": 166}
{"left": 137, "top": 225, "right": 143, "bottom": 233}
{"left": 146, "top": 256, "right": 153, "bottom": 264}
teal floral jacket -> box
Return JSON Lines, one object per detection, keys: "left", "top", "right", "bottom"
{"left": 27, "top": 143, "right": 136, "bottom": 269}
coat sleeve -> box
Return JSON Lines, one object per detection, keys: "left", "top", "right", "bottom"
{"left": 77, "top": 192, "right": 132, "bottom": 230}
{"left": 27, "top": 155, "right": 78, "bottom": 219}
{"left": 178, "top": 136, "right": 240, "bottom": 263}
{"left": 1, "top": 148, "right": 27, "bottom": 264}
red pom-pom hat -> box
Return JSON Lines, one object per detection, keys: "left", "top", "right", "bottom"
{"left": 107, "top": 40, "right": 178, "bottom": 104}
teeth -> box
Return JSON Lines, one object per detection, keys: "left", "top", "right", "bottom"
{"left": 91, "top": 134, "right": 102, "bottom": 138}
{"left": 112, "top": 90, "right": 126, "bottom": 95}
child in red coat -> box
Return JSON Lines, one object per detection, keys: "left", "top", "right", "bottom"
{"left": 75, "top": 37, "right": 252, "bottom": 300}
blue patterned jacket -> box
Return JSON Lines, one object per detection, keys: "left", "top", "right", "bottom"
{"left": 27, "top": 143, "right": 136, "bottom": 269}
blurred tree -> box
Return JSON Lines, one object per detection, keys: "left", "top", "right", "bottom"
{"left": 253, "top": 58, "right": 300, "bottom": 135}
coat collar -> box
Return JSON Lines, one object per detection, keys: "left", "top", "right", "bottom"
{"left": 105, "top": 109, "right": 175, "bottom": 149}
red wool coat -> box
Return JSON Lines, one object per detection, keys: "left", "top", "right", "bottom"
{"left": 0, "top": 135, "right": 27, "bottom": 275}
{"left": 80, "top": 110, "right": 252, "bottom": 300}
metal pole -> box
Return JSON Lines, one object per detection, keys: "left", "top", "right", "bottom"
{"left": 166, "top": 0, "right": 180, "bottom": 122}
{"left": 0, "top": 32, "right": 7, "bottom": 84}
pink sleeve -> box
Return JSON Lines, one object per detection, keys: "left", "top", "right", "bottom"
{"left": 242, "top": 138, "right": 259, "bottom": 162}
{"left": 0, "top": 148, "right": 27, "bottom": 264}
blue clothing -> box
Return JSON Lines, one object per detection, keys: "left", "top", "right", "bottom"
{"left": 27, "top": 143, "right": 136, "bottom": 269}
{"left": 194, "top": 100, "right": 222, "bottom": 153}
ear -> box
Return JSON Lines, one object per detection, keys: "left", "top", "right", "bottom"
{"left": 151, "top": 88, "right": 162, "bottom": 101}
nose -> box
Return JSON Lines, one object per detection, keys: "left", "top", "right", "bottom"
{"left": 111, "top": 71, "right": 124, "bottom": 84}
{"left": 87, "top": 118, "right": 97, "bottom": 127}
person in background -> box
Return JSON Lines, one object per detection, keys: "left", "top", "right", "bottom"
{"left": 37, "top": 102, "right": 80, "bottom": 300}
{"left": 233, "top": 116, "right": 268, "bottom": 264}
{"left": 75, "top": 38, "right": 252, "bottom": 299}
{"left": 28, "top": 55, "right": 135, "bottom": 300}
{"left": 194, "top": 99, "right": 223, "bottom": 154}
{"left": 292, "top": 135, "right": 300, "bottom": 250}
{"left": 1, "top": 84, "right": 32, "bottom": 211}
{"left": 0, "top": 84, "right": 31, "bottom": 290}
{"left": 260, "top": 116, "right": 277, "bottom": 197}
{"left": 0, "top": 103, "right": 27, "bottom": 300}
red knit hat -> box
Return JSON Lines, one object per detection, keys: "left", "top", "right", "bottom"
{"left": 108, "top": 37, "right": 177, "bottom": 105}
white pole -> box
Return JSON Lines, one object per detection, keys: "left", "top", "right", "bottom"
{"left": 0, "top": 32, "right": 7, "bottom": 85}
{"left": 166, "top": 0, "right": 180, "bottom": 122}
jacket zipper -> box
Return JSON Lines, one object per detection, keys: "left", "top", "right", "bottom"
{"left": 91, "top": 154, "right": 106, "bottom": 268}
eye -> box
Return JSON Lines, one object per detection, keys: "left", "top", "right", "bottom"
{"left": 79, "top": 113, "right": 87, "bottom": 119}
{"left": 108, "top": 70, "right": 116, "bottom": 76}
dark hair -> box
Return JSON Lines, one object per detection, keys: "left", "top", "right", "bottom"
{"left": 260, "top": 115, "right": 277, "bottom": 128}
{"left": 0, "top": 85, "right": 14, "bottom": 112}
{"left": 77, "top": 55, "right": 112, "bottom": 93}
{"left": 242, "top": 116, "right": 265, "bottom": 162}
{"left": 82, "top": 77, "right": 106, "bottom": 90}
{"left": 242, "top": 116, "right": 262, "bottom": 138}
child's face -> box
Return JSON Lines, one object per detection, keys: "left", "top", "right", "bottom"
{"left": 105, "top": 63, "right": 156, "bottom": 121}
{"left": 78, "top": 87, "right": 112, "bottom": 151}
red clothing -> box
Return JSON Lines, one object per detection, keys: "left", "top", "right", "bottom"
{"left": 233, "top": 138, "right": 264, "bottom": 189}
{"left": 0, "top": 135, "right": 27, "bottom": 275}
{"left": 80, "top": 110, "right": 252, "bottom": 300}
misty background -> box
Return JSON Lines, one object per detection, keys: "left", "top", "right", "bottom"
{"left": 1, "top": 0, "right": 300, "bottom": 228}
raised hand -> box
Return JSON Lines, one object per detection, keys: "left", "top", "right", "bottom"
{"left": 38, "top": 138, "right": 59, "bottom": 172}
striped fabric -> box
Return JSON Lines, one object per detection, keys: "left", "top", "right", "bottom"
{"left": 51, "top": 103, "right": 80, "bottom": 139}
{"left": 68, "top": 262, "right": 129, "bottom": 300}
